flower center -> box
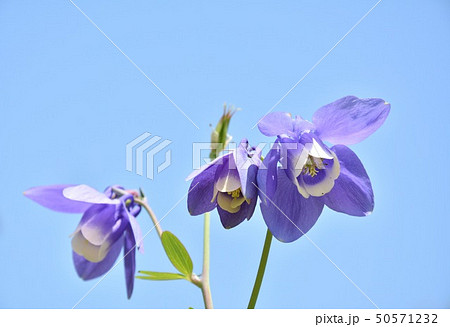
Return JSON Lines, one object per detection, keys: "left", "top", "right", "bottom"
{"left": 216, "top": 187, "right": 250, "bottom": 214}
{"left": 228, "top": 188, "right": 241, "bottom": 199}
{"left": 302, "top": 156, "right": 326, "bottom": 177}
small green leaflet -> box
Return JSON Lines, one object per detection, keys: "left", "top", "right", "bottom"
{"left": 137, "top": 271, "right": 186, "bottom": 281}
{"left": 161, "top": 231, "right": 194, "bottom": 277}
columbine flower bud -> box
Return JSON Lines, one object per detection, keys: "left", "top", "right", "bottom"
{"left": 210, "top": 104, "right": 238, "bottom": 159}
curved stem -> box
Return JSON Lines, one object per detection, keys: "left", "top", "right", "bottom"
{"left": 201, "top": 211, "right": 213, "bottom": 309}
{"left": 111, "top": 187, "right": 163, "bottom": 238}
{"left": 112, "top": 187, "right": 211, "bottom": 307}
{"left": 247, "top": 228, "right": 273, "bottom": 309}
{"left": 134, "top": 198, "right": 163, "bottom": 238}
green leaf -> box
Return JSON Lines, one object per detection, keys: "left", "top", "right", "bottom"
{"left": 161, "top": 231, "right": 194, "bottom": 276}
{"left": 136, "top": 271, "right": 186, "bottom": 281}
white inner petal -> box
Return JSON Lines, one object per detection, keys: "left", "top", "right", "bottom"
{"left": 302, "top": 153, "right": 340, "bottom": 197}
{"left": 71, "top": 231, "right": 109, "bottom": 263}
{"left": 80, "top": 208, "right": 114, "bottom": 246}
{"left": 215, "top": 169, "right": 241, "bottom": 192}
{"left": 211, "top": 187, "right": 219, "bottom": 203}
{"left": 292, "top": 147, "right": 310, "bottom": 177}
{"left": 308, "top": 138, "right": 333, "bottom": 159}
{"left": 330, "top": 151, "right": 341, "bottom": 180}
{"left": 231, "top": 196, "right": 246, "bottom": 208}
{"left": 293, "top": 175, "right": 310, "bottom": 199}
{"left": 302, "top": 174, "right": 336, "bottom": 197}
{"left": 217, "top": 192, "right": 240, "bottom": 213}
{"left": 81, "top": 224, "right": 109, "bottom": 246}
{"left": 63, "top": 185, "right": 119, "bottom": 204}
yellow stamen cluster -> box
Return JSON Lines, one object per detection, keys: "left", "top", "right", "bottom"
{"left": 302, "top": 156, "right": 325, "bottom": 177}
{"left": 303, "top": 164, "right": 319, "bottom": 177}
{"left": 228, "top": 188, "right": 241, "bottom": 199}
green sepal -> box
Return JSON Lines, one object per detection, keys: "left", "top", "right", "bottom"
{"left": 139, "top": 187, "right": 146, "bottom": 199}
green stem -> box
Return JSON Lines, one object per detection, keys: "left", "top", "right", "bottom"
{"left": 111, "top": 187, "right": 163, "bottom": 238}
{"left": 247, "top": 228, "right": 273, "bottom": 309}
{"left": 134, "top": 197, "right": 163, "bottom": 238}
{"left": 201, "top": 211, "right": 213, "bottom": 309}
{"left": 114, "top": 187, "right": 209, "bottom": 305}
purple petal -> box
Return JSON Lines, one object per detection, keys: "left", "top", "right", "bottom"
{"left": 258, "top": 112, "right": 313, "bottom": 137}
{"left": 24, "top": 184, "right": 93, "bottom": 213}
{"left": 235, "top": 140, "right": 261, "bottom": 199}
{"left": 256, "top": 144, "right": 281, "bottom": 202}
{"left": 72, "top": 235, "right": 123, "bottom": 280}
{"left": 187, "top": 163, "right": 219, "bottom": 216}
{"left": 240, "top": 164, "right": 259, "bottom": 199}
{"left": 257, "top": 112, "right": 294, "bottom": 137}
{"left": 260, "top": 168, "right": 324, "bottom": 242}
{"left": 293, "top": 116, "right": 314, "bottom": 134}
{"left": 129, "top": 204, "right": 141, "bottom": 217}
{"left": 123, "top": 229, "right": 136, "bottom": 299}
{"left": 312, "top": 96, "right": 390, "bottom": 145}
{"left": 217, "top": 198, "right": 257, "bottom": 229}
{"left": 186, "top": 152, "right": 232, "bottom": 181}
{"left": 126, "top": 209, "right": 144, "bottom": 254}
{"left": 245, "top": 195, "right": 258, "bottom": 221}
{"left": 278, "top": 137, "right": 307, "bottom": 182}
{"left": 322, "top": 145, "right": 374, "bottom": 216}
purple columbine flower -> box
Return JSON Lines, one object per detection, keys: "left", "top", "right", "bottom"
{"left": 257, "top": 96, "right": 390, "bottom": 242}
{"left": 24, "top": 184, "right": 144, "bottom": 298}
{"left": 186, "top": 139, "right": 262, "bottom": 229}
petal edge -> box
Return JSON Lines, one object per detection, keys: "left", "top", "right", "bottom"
{"left": 322, "top": 145, "right": 374, "bottom": 216}
{"left": 313, "top": 96, "right": 390, "bottom": 145}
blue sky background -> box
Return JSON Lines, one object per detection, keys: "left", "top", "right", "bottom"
{"left": 1, "top": 0, "right": 449, "bottom": 308}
